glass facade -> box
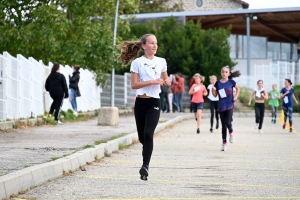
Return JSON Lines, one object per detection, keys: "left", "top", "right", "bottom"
{"left": 229, "top": 34, "right": 299, "bottom": 61}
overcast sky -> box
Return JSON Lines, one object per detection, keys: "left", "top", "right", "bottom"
{"left": 246, "top": 0, "right": 300, "bottom": 9}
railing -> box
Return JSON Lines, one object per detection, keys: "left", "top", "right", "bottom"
{"left": 235, "top": 60, "right": 299, "bottom": 91}
{"left": 0, "top": 52, "right": 101, "bottom": 122}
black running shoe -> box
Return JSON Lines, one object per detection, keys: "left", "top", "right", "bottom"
{"left": 290, "top": 127, "right": 293, "bottom": 132}
{"left": 210, "top": 128, "right": 213, "bottom": 133}
{"left": 197, "top": 128, "right": 200, "bottom": 134}
{"left": 139, "top": 165, "right": 149, "bottom": 181}
{"left": 216, "top": 122, "right": 219, "bottom": 129}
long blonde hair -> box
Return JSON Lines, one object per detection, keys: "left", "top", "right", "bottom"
{"left": 117, "top": 34, "right": 155, "bottom": 66}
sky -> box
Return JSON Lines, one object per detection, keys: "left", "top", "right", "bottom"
{"left": 246, "top": 0, "right": 300, "bottom": 9}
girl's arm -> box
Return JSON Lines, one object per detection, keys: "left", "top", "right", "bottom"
{"left": 292, "top": 94, "right": 299, "bottom": 104}
{"left": 203, "top": 86, "right": 208, "bottom": 96}
{"left": 161, "top": 72, "right": 171, "bottom": 86}
{"left": 280, "top": 90, "right": 289, "bottom": 99}
{"left": 189, "top": 85, "right": 195, "bottom": 95}
{"left": 234, "top": 84, "right": 240, "bottom": 102}
{"left": 131, "top": 72, "right": 163, "bottom": 89}
{"left": 248, "top": 90, "right": 255, "bottom": 105}
{"left": 212, "top": 86, "right": 218, "bottom": 97}
{"left": 262, "top": 90, "right": 269, "bottom": 100}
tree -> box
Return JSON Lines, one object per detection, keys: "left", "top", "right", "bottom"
{"left": 117, "top": 17, "right": 236, "bottom": 84}
{"left": 138, "top": 0, "right": 183, "bottom": 13}
{"left": 0, "top": 0, "right": 139, "bottom": 85}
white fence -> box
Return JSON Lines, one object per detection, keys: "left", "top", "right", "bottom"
{"left": 0, "top": 52, "right": 101, "bottom": 122}
{"left": 235, "top": 61, "right": 299, "bottom": 91}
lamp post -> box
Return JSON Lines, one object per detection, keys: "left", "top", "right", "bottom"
{"left": 111, "top": 0, "right": 120, "bottom": 107}
{"left": 246, "top": 15, "right": 250, "bottom": 86}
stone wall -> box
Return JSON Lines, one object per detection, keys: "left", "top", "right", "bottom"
{"left": 166, "top": 0, "right": 243, "bottom": 11}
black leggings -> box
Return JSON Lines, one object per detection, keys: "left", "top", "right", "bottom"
{"left": 210, "top": 101, "right": 219, "bottom": 128}
{"left": 255, "top": 103, "right": 265, "bottom": 130}
{"left": 49, "top": 92, "right": 65, "bottom": 121}
{"left": 219, "top": 109, "right": 233, "bottom": 144}
{"left": 134, "top": 97, "right": 160, "bottom": 167}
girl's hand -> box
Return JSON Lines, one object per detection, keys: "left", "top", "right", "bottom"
{"left": 248, "top": 102, "right": 251, "bottom": 106}
{"left": 164, "top": 78, "right": 171, "bottom": 86}
{"left": 296, "top": 100, "right": 299, "bottom": 105}
{"left": 285, "top": 91, "right": 290, "bottom": 95}
{"left": 212, "top": 86, "right": 216, "bottom": 91}
{"left": 152, "top": 78, "right": 164, "bottom": 85}
{"left": 234, "top": 97, "right": 238, "bottom": 102}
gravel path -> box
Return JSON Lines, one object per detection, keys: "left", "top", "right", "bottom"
{"left": 17, "top": 116, "right": 300, "bottom": 199}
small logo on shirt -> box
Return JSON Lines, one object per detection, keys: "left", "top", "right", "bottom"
{"left": 154, "top": 107, "right": 159, "bottom": 110}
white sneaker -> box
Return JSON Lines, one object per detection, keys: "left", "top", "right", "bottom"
{"left": 56, "top": 120, "right": 64, "bottom": 125}
{"left": 74, "top": 111, "right": 78, "bottom": 116}
{"left": 259, "top": 129, "right": 263, "bottom": 134}
{"left": 221, "top": 143, "right": 227, "bottom": 151}
{"left": 255, "top": 123, "right": 259, "bottom": 129}
{"left": 229, "top": 133, "right": 235, "bottom": 143}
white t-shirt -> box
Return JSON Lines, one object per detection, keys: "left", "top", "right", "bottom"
{"left": 130, "top": 56, "right": 167, "bottom": 98}
{"left": 207, "top": 84, "right": 219, "bottom": 101}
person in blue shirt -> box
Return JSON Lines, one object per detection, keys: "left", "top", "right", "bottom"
{"left": 212, "top": 66, "right": 240, "bottom": 151}
{"left": 280, "top": 79, "right": 298, "bottom": 132}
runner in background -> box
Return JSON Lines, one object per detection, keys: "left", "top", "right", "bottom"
{"left": 189, "top": 73, "right": 207, "bottom": 134}
{"left": 268, "top": 84, "right": 280, "bottom": 124}
{"left": 280, "top": 79, "right": 298, "bottom": 132}
{"left": 207, "top": 75, "right": 219, "bottom": 133}
{"left": 212, "top": 66, "right": 240, "bottom": 151}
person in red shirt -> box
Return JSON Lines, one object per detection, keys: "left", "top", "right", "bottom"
{"left": 173, "top": 72, "right": 185, "bottom": 112}
{"left": 189, "top": 73, "right": 208, "bottom": 134}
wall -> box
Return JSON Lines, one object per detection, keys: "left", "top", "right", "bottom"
{"left": 166, "top": 0, "right": 243, "bottom": 11}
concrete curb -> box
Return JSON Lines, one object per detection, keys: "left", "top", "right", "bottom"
{"left": 0, "top": 109, "right": 134, "bottom": 131}
{"left": 0, "top": 114, "right": 192, "bottom": 199}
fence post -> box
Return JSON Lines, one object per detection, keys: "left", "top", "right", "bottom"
{"left": 124, "top": 73, "right": 127, "bottom": 107}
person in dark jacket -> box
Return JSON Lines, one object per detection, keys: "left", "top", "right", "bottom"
{"left": 160, "top": 84, "right": 170, "bottom": 113}
{"left": 69, "top": 66, "right": 80, "bottom": 116}
{"left": 45, "top": 63, "right": 69, "bottom": 124}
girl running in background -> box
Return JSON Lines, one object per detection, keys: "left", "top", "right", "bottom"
{"left": 280, "top": 79, "right": 298, "bottom": 132}
{"left": 268, "top": 84, "right": 280, "bottom": 124}
{"left": 248, "top": 80, "right": 269, "bottom": 133}
{"left": 189, "top": 73, "right": 207, "bottom": 134}
{"left": 207, "top": 75, "right": 219, "bottom": 133}
{"left": 118, "top": 34, "right": 171, "bottom": 181}
{"left": 212, "top": 66, "right": 240, "bottom": 151}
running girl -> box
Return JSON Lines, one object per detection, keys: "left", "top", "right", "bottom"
{"left": 268, "top": 84, "right": 280, "bottom": 124}
{"left": 207, "top": 75, "right": 219, "bottom": 133}
{"left": 248, "top": 80, "right": 269, "bottom": 133}
{"left": 212, "top": 66, "right": 240, "bottom": 151}
{"left": 118, "top": 34, "right": 171, "bottom": 181}
{"left": 189, "top": 73, "right": 208, "bottom": 134}
{"left": 280, "top": 79, "right": 298, "bottom": 132}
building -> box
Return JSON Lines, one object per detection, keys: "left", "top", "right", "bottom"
{"left": 128, "top": 7, "right": 300, "bottom": 90}
{"left": 166, "top": 0, "right": 249, "bottom": 11}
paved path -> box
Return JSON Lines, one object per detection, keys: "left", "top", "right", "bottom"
{"left": 17, "top": 116, "right": 300, "bottom": 200}
{"left": 0, "top": 113, "right": 183, "bottom": 176}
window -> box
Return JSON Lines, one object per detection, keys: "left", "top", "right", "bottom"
{"left": 243, "top": 36, "right": 267, "bottom": 59}
{"left": 196, "top": 0, "right": 203, "bottom": 7}
{"left": 267, "top": 42, "right": 280, "bottom": 60}
{"left": 229, "top": 34, "right": 242, "bottom": 59}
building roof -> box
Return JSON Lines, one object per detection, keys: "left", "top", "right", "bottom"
{"left": 233, "top": 0, "right": 249, "bottom": 9}
{"left": 124, "top": 7, "right": 300, "bottom": 43}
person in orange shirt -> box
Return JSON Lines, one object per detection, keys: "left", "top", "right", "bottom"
{"left": 189, "top": 77, "right": 196, "bottom": 113}
{"left": 189, "top": 73, "right": 208, "bottom": 134}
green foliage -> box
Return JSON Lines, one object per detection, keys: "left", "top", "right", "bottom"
{"left": 117, "top": 17, "right": 236, "bottom": 84}
{"left": 239, "top": 87, "right": 253, "bottom": 109}
{"left": 293, "top": 88, "right": 300, "bottom": 113}
{"left": 0, "top": 0, "right": 139, "bottom": 86}
{"left": 138, "top": 0, "right": 184, "bottom": 13}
